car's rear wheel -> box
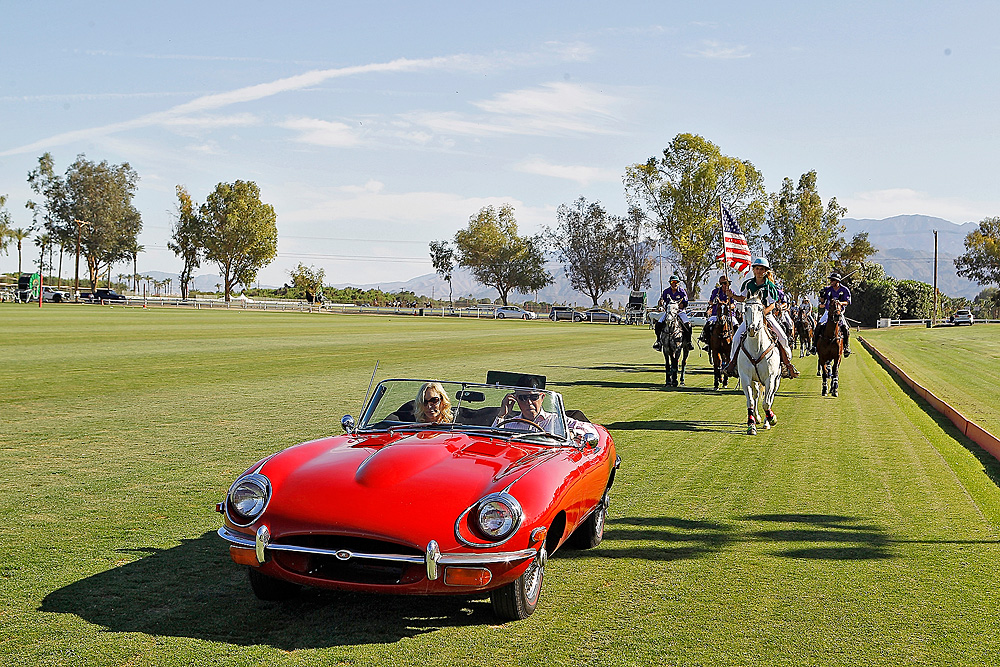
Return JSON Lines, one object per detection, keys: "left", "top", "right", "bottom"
{"left": 490, "top": 548, "right": 545, "bottom": 621}
{"left": 247, "top": 567, "right": 300, "bottom": 601}
{"left": 568, "top": 494, "right": 607, "bottom": 549}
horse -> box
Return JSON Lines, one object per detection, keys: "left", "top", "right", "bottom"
{"left": 815, "top": 298, "right": 844, "bottom": 397}
{"left": 793, "top": 307, "right": 814, "bottom": 358}
{"left": 708, "top": 302, "right": 735, "bottom": 391}
{"left": 735, "top": 296, "right": 782, "bottom": 435}
{"left": 658, "top": 302, "right": 689, "bottom": 387}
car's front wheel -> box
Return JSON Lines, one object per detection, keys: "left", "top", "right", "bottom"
{"left": 491, "top": 548, "right": 545, "bottom": 621}
{"left": 497, "top": 312, "right": 505, "bottom": 319}
{"left": 248, "top": 567, "right": 300, "bottom": 601}
{"left": 568, "top": 495, "right": 607, "bottom": 549}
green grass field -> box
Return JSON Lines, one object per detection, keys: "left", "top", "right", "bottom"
{"left": 863, "top": 324, "right": 1000, "bottom": 437}
{"left": 2, "top": 305, "right": 999, "bottom": 667}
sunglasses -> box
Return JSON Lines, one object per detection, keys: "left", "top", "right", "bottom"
{"left": 423, "top": 396, "right": 442, "bottom": 405}
{"left": 515, "top": 393, "right": 542, "bottom": 401}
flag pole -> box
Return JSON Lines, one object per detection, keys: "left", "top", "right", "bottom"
{"left": 719, "top": 196, "right": 730, "bottom": 284}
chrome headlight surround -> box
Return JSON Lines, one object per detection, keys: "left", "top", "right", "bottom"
{"left": 457, "top": 492, "right": 523, "bottom": 546}
{"left": 225, "top": 473, "right": 271, "bottom": 526}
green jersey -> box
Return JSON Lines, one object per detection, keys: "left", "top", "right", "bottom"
{"left": 739, "top": 278, "right": 779, "bottom": 306}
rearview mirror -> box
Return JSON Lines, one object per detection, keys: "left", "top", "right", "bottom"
{"left": 456, "top": 390, "right": 485, "bottom": 403}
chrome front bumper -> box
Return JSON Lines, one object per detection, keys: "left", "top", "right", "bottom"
{"left": 218, "top": 526, "right": 538, "bottom": 581}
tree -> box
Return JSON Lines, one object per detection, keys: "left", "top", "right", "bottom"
{"left": 429, "top": 240, "right": 456, "bottom": 305}
{"left": 954, "top": 216, "right": 1000, "bottom": 289}
{"left": 199, "top": 180, "right": 278, "bottom": 302}
{"left": 453, "top": 204, "right": 552, "bottom": 306}
{"left": 168, "top": 185, "right": 204, "bottom": 300}
{"left": 895, "top": 280, "right": 934, "bottom": 319}
{"left": 624, "top": 133, "right": 767, "bottom": 298}
{"left": 289, "top": 263, "right": 325, "bottom": 301}
{"left": 27, "top": 153, "right": 142, "bottom": 289}
{"left": 0, "top": 195, "right": 12, "bottom": 269}
{"left": 34, "top": 232, "right": 52, "bottom": 279}
{"left": 11, "top": 228, "right": 32, "bottom": 274}
{"left": 547, "top": 196, "right": 627, "bottom": 306}
{"left": 620, "top": 207, "right": 656, "bottom": 293}
{"left": 764, "top": 171, "right": 847, "bottom": 301}
{"left": 832, "top": 232, "right": 877, "bottom": 281}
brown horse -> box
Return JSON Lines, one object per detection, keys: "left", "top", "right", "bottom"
{"left": 793, "top": 307, "right": 814, "bottom": 358}
{"left": 708, "top": 302, "right": 735, "bottom": 390}
{"left": 815, "top": 298, "right": 844, "bottom": 396}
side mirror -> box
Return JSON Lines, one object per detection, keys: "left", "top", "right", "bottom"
{"left": 582, "top": 432, "right": 599, "bottom": 449}
{"left": 341, "top": 415, "right": 356, "bottom": 432}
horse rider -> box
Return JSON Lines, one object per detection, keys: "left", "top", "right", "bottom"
{"left": 778, "top": 290, "right": 796, "bottom": 335}
{"left": 812, "top": 272, "right": 853, "bottom": 356}
{"left": 698, "top": 275, "right": 738, "bottom": 350}
{"left": 722, "top": 257, "right": 800, "bottom": 379}
{"left": 652, "top": 275, "right": 694, "bottom": 351}
{"left": 797, "top": 297, "right": 814, "bottom": 323}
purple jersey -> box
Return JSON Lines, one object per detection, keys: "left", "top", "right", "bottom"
{"left": 660, "top": 286, "right": 688, "bottom": 309}
{"left": 819, "top": 284, "right": 851, "bottom": 311}
{"left": 709, "top": 287, "right": 734, "bottom": 317}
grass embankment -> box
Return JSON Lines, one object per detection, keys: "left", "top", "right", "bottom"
{"left": 1, "top": 305, "right": 999, "bottom": 667}
{"left": 863, "top": 325, "right": 1000, "bottom": 437}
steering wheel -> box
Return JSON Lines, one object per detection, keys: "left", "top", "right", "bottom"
{"left": 495, "top": 417, "right": 546, "bottom": 433}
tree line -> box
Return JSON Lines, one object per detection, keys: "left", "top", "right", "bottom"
{"left": 427, "top": 133, "right": 1000, "bottom": 314}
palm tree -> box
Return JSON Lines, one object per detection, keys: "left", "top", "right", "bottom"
{"left": 11, "top": 228, "right": 31, "bottom": 274}
{"left": 117, "top": 273, "right": 129, "bottom": 292}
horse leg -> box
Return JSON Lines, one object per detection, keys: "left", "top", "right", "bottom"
{"left": 679, "top": 349, "right": 688, "bottom": 386}
{"left": 831, "top": 357, "right": 840, "bottom": 397}
{"left": 821, "top": 361, "right": 829, "bottom": 396}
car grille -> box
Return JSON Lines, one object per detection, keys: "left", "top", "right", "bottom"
{"left": 273, "top": 535, "right": 425, "bottom": 586}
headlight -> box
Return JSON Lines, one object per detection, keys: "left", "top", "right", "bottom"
{"left": 472, "top": 493, "right": 522, "bottom": 541}
{"left": 227, "top": 474, "right": 270, "bottom": 525}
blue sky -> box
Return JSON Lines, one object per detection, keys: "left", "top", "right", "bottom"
{"left": 1, "top": 1, "right": 998, "bottom": 286}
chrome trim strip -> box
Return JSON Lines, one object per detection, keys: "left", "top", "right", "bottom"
{"left": 218, "top": 527, "right": 536, "bottom": 569}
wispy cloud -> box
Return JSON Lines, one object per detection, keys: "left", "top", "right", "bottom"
{"left": 280, "top": 117, "right": 362, "bottom": 147}
{"left": 688, "top": 40, "right": 751, "bottom": 59}
{"left": 514, "top": 158, "right": 620, "bottom": 185}
{"left": 407, "top": 82, "right": 628, "bottom": 139}
{"left": 0, "top": 54, "right": 475, "bottom": 156}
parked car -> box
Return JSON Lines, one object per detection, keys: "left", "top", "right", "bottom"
{"left": 41, "top": 286, "right": 71, "bottom": 303}
{"left": 217, "top": 376, "right": 619, "bottom": 621}
{"left": 583, "top": 308, "right": 621, "bottom": 323}
{"left": 80, "top": 288, "right": 127, "bottom": 303}
{"left": 548, "top": 306, "right": 584, "bottom": 322}
{"left": 953, "top": 309, "right": 975, "bottom": 325}
{"left": 494, "top": 306, "right": 536, "bottom": 320}
{"left": 688, "top": 309, "right": 708, "bottom": 327}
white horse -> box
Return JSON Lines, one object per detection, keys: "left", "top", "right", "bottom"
{"left": 736, "top": 297, "right": 782, "bottom": 435}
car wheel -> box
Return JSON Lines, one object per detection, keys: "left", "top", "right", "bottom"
{"left": 247, "top": 567, "right": 300, "bottom": 601}
{"left": 490, "top": 547, "right": 545, "bottom": 621}
{"left": 497, "top": 312, "right": 505, "bottom": 319}
{"left": 568, "top": 495, "right": 607, "bottom": 549}
{"left": 52, "top": 294, "right": 62, "bottom": 303}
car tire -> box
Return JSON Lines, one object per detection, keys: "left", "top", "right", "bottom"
{"left": 247, "top": 567, "right": 300, "bottom": 601}
{"left": 52, "top": 294, "right": 62, "bottom": 303}
{"left": 568, "top": 495, "right": 607, "bottom": 549}
{"left": 490, "top": 547, "right": 545, "bottom": 621}
{"left": 497, "top": 312, "right": 505, "bottom": 319}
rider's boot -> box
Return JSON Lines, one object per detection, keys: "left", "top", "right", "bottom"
{"left": 841, "top": 323, "right": 852, "bottom": 357}
{"left": 723, "top": 333, "right": 744, "bottom": 377}
{"left": 778, "top": 343, "right": 800, "bottom": 378}
{"left": 682, "top": 322, "right": 694, "bottom": 351}
{"left": 652, "top": 320, "right": 664, "bottom": 351}
{"left": 810, "top": 323, "right": 820, "bottom": 355}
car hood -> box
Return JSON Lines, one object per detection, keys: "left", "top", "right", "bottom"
{"left": 253, "top": 430, "right": 559, "bottom": 547}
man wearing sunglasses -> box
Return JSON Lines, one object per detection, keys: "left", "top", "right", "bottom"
{"left": 493, "top": 383, "right": 597, "bottom": 441}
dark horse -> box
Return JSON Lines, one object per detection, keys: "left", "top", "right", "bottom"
{"left": 708, "top": 302, "right": 735, "bottom": 390}
{"left": 658, "top": 302, "right": 689, "bottom": 387}
{"left": 815, "top": 298, "right": 844, "bottom": 396}
{"left": 793, "top": 307, "right": 814, "bottom": 358}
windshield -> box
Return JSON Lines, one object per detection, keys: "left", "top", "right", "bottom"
{"left": 358, "top": 379, "right": 569, "bottom": 440}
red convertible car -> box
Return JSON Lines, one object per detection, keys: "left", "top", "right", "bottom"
{"left": 217, "top": 375, "right": 619, "bottom": 620}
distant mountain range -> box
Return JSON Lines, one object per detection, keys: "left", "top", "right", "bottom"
{"left": 144, "top": 215, "right": 986, "bottom": 304}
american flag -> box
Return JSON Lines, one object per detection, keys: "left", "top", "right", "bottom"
{"left": 716, "top": 204, "right": 752, "bottom": 274}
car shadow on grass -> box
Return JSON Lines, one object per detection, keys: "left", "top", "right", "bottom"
{"left": 40, "top": 531, "right": 491, "bottom": 649}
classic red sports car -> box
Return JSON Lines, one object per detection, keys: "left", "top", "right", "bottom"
{"left": 217, "top": 375, "right": 619, "bottom": 620}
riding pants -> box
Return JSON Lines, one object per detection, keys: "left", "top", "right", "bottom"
{"left": 730, "top": 313, "right": 792, "bottom": 361}
{"left": 658, "top": 309, "right": 690, "bottom": 324}
{"left": 707, "top": 314, "right": 738, "bottom": 327}
{"left": 818, "top": 311, "right": 848, "bottom": 327}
